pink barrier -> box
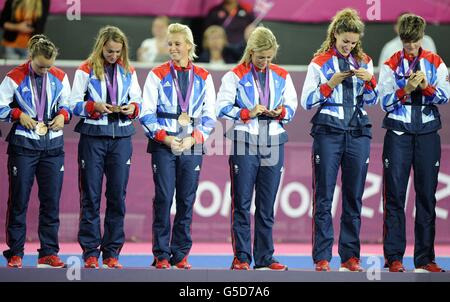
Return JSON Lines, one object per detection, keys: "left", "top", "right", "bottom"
{"left": 0, "top": 66, "right": 449, "bottom": 244}
{"left": 1, "top": 0, "right": 449, "bottom": 22}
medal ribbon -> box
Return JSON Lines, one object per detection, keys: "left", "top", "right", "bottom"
{"left": 250, "top": 63, "right": 270, "bottom": 107}
{"left": 104, "top": 64, "right": 118, "bottom": 106}
{"left": 170, "top": 61, "right": 194, "bottom": 113}
{"left": 333, "top": 46, "right": 360, "bottom": 69}
{"left": 29, "top": 63, "right": 47, "bottom": 123}
{"left": 400, "top": 49, "right": 420, "bottom": 78}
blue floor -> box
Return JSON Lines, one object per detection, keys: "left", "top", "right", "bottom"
{"left": 1, "top": 254, "right": 449, "bottom": 271}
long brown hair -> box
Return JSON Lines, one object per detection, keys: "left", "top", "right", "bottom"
{"left": 87, "top": 26, "right": 131, "bottom": 80}
{"left": 314, "top": 8, "right": 365, "bottom": 62}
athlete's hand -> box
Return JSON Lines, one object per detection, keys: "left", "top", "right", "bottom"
{"left": 249, "top": 104, "right": 268, "bottom": 118}
{"left": 48, "top": 114, "right": 65, "bottom": 131}
{"left": 19, "top": 112, "right": 37, "bottom": 130}
{"left": 353, "top": 68, "right": 373, "bottom": 82}
{"left": 94, "top": 102, "right": 113, "bottom": 114}
{"left": 120, "top": 103, "right": 136, "bottom": 115}
{"left": 327, "top": 71, "right": 353, "bottom": 89}
{"left": 415, "top": 71, "right": 428, "bottom": 90}
{"left": 404, "top": 73, "right": 422, "bottom": 94}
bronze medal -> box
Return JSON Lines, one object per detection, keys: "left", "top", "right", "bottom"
{"left": 111, "top": 105, "right": 122, "bottom": 113}
{"left": 35, "top": 122, "right": 48, "bottom": 136}
{"left": 178, "top": 112, "right": 191, "bottom": 127}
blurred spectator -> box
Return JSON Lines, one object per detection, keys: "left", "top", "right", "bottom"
{"left": 378, "top": 12, "right": 436, "bottom": 67}
{"left": 197, "top": 25, "right": 239, "bottom": 65}
{"left": 0, "top": 0, "right": 50, "bottom": 60}
{"left": 137, "top": 16, "right": 170, "bottom": 63}
{"left": 204, "top": 0, "right": 255, "bottom": 47}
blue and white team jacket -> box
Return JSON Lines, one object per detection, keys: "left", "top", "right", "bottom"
{"left": 0, "top": 62, "right": 71, "bottom": 150}
{"left": 379, "top": 48, "right": 450, "bottom": 134}
{"left": 216, "top": 63, "right": 298, "bottom": 145}
{"left": 70, "top": 60, "right": 142, "bottom": 137}
{"left": 139, "top": 61, "right": 217, "bottom": 144}
{"left": 301, "top": 48, "right": 378, "bottom": 131}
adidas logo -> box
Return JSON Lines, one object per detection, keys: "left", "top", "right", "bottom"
{"left": 163, "top": 81, "right": 171, "bottom": 87}
{"left": 244, "top": 82, "right": 252, "bottom": 87}
{"left": 280, "top": 166, "right": 284, "bottom": 172}
{"left": 435, "top": 161, "right": 440, "bottom": 167}
{"left": 326, "top": 68, "right": 334, "bottom": 75}
{"left": 194, "top": 165, "right": 201, "bottom": 171}
{"left": 60, "top": 165, "right": 64, "bottom": 172}
{"left": 126, "top": 159, "right": 131, "bottom": 165}
{"left": 315, "top": 155, "right": 320, "bottom": 164}
{"left": 366, "top": 157, "right": 370, "bottom": 164}
{"left": 22, "top": 87, "right": 30, "bottom": 92}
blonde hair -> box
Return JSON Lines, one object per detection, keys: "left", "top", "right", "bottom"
{"left": 398, "top": 14, "right": 426, "bottom": 42}
{"left": 12, "top": 0, "right": 42, "bottom": 20}
{"left": 314, "top": 8, "right": 365, "bottom": 62}
{"left": 167, "top": 23, "right": 198, "bottom": 60}
{"left": 239, "top": 26, "right": 279, "bottom": 65}
{"left": 28, "top": 34, "right": 58, "bottom": 59}
{"left": 88, "top": 26, "right": 131, "bottom": 79}
{"left": 202, "top": 25, "right": 228, "bottom": 49}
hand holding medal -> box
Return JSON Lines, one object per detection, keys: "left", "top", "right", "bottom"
{"left": 353, "top": 68, "right": 372, "bottom": 81}
{"left": 249, "top": 104, "right": 268, "bottom": 118}
{"left": 118, "top": 103, "right": 135, "bottom": 115}
{"left": 404, "top": 72, "right": 423, "bottom": 94}
{"left": 19, "top": 112, "right": 38, "bottom": 130}
{"left": 94, "top": 102, "right": 113, "bottom": 114}
{"left": 264, "top": 105, "right": 283, "bottom": 118}
{"left": 48, "top": 114, "right": 65, "bottom": 131}
{"left": 414, "top": 70, "right": 428, "bottom": 89}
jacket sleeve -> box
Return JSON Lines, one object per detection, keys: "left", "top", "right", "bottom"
{"left": 70, "top": 68, "right": 100, "bottom": 119}
{"left": 361, "top": 58, "right": 378, "bottom": 106}
{"left": 56, "top": 74, "right": 72, "bottom": 122}
{"left": 192, "top": 74, "right": 217, "bottom": 143}
{"left": 216, "top": 71, "right": 250, "bottom": 122}
{"left": 423, "top": 61, "right": 450, "bottom": 105}
{"left": 139, "top": 70, "right": 164, "bottom": 141}
{"left": 0, "top": 75, "right": 17, "bottom": 122}
{"left": 300, "top": 62, "right": 333, "bottom": 110}
{"left": 378, "top": 64, "right": 404, "bottom": 113}
{"left": 127, "top": 70, "right": 143, "bottom": 120}
{"left": 280, "top": 73, "right": 298, "bottom": 123}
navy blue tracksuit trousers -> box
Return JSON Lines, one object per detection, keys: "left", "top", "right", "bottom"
{"left": 77, "top": 134, "right": 132, "bottom": 260}
{"left": 230, "top": 142, "right": 284, "bottom": 267}
{"left": 3, "top": 147, "right": 64, "bottom": 259}
{"left": 382, "top": 130, "right": 440, "bottom": 267}
{"left": 311, "top": 131, "right": 370, "bottom": 263}
{"left": 150, "top": 144, "right": 202, "bottom": 265}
